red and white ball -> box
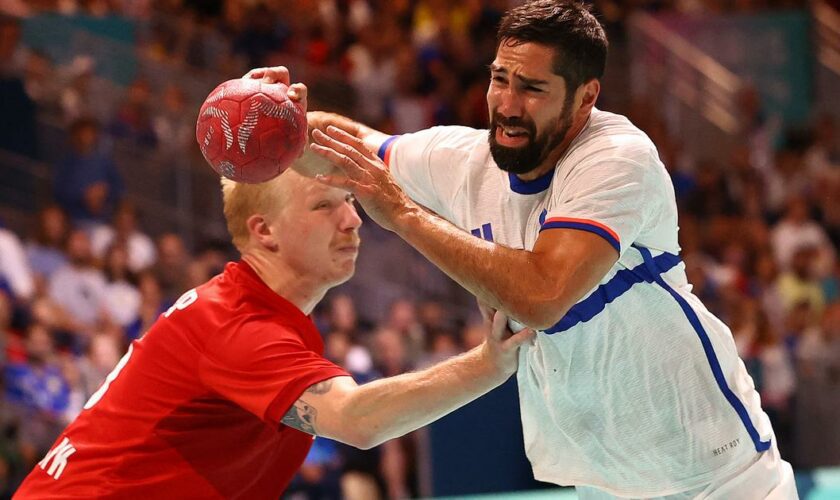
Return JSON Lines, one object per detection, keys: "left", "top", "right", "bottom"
{"left": 195, "top": 78, "right": 307, "bottom": 184}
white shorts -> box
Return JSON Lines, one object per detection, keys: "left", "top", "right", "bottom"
{"left": 575, "top": 444, "right": 798, "bottom": 500}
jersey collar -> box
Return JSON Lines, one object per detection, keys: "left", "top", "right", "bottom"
{"left": 505, "top": 110, "right": 596, "bottom": 195}
{"left": 508, "top": 168, "right": 554, "bottom": 195}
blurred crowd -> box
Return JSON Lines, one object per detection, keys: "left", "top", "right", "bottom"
{"left": 1, "top": 0, "right": 839, "bottom": 499}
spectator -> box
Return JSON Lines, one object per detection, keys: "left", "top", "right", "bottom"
{"left": 683, "top": 159, "right": 738, "bottom": 218}
{"left": 58, "top": 55, "right": 110, "bottom": 126}
{"left": 54, "top": 117, "right": 124, "bottom": 227}
{"left": 151, "top": 84, "right": 193, "bottom": 155}
{"left": 776, "top": 246, "right": 826, "bottom": 321}
{"left": 385, "top": 298, "right": 425, "bottom": 361}
{"left": 232, "top": 3, "right": 287, "bottom": 68}
{"left": 108, "top": 78, "right": 158, "bottom": 147}
{"left": 90, "top": 201, "right": 157, "bottom": 273}
{"left": 124, "top": 271, "right": 165, "bottom": 341}
{"left": 76, "top": 332, "right": 121, "bottom": 402}
{"left": 345, "top": 25, "right": 398, "bottom": 126}
{"left": 22, "top": 49, "right": 58, "bottom": 112}
{"left": 152, "top": 232, "right": 189, "bottom": 303}
{"left": 795, "top": 302, "right": 840, "bottom": 466}
{"left": 25, "top": 205, "right": 70, "bottom": 286}
{"left": 771, "top": 196, "right": 835, "bottom": 277}
{"left": 101, "top": 243, "right": 141, "bottom": 330}
{"left": 4, "top": 323, "right": 71, "bottom": 468}
{"left": 48, "top": 229, "right": 108, "bottom": 338}
{"left": 386, "top": 45, "right": 433, "bottom": 133}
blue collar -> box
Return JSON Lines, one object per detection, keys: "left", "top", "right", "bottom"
{"left": 508, "top": 168, "right": 555, "bottom": 195}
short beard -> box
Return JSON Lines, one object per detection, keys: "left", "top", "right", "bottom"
{"left": 488, "top": 102, "right": 574, "bottom": 176}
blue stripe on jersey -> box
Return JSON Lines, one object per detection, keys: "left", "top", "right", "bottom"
{"left": 634, "top": 245, "right": 771, "bottom": 453}
{"left": 541, "top": 220, "right": 620, "bottom": 253}
{"left": 543, "top": 251, "right": 681, "bottom": 335}
{"left": 508, "top": 170, "right": 554, "bottom": 194}
{"left": 377, "top": 135, "right": 399, "bottom": 162}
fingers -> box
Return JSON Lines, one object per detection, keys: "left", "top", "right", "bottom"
{"left": 311, "top": 127, "right": 378, "bottom": 172}
{"left": 243, "top": 66, "right": 291, "bottom": 85}
{"left": 507, "top": 328, "right": 537, "bottom": 348}
{"left": 311, "top": 128, "right": 380, "bottom": 178}
{"left": 288, "top": 83, "right": 307, "bottom": 105}
{"left": 323, "top": 125, "right": 378, "bottom": 161}
{"left": 490, "top": 310, "right": 509, "bottom": 342}
{"left": 477, "top": 299, "right": 496, "bottom": 323}
{"left": 309, "top": 139, "right": 359, "bottom": 177}
{"left": 315, "top": 173, "right": 359, "bottom": 191}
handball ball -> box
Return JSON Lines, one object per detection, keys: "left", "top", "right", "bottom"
{"left": 195, "top": 78, "right": 307, "bottom": 184}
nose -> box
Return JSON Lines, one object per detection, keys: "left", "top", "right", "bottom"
{"left": 494, "top": 85, "right": 523, "bottom": 119}
{"left": 339, "top": 200, "right": 363, "bottom": 232}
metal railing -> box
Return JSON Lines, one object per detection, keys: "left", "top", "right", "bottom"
{"left": 814, "top": 0, "right": 840, "bottom": 76}
{"left": 628, "top": 12, "right": 745, "bottom": 136}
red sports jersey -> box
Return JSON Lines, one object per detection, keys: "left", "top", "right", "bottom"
{"left": 15, "top": 261, "right": 349, "bottom": 499}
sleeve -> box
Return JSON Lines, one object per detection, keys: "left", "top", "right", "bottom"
{"left": 541, "top": 157, "right": 660, "bottom": 256}
{"left": 378, "top": 126, "right": 482, "bottom": 220}
{"left": 198, "top": 321, "right": 350, "bottom": 426}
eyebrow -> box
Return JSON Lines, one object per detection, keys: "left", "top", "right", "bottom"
{"left": 489, "top": 64, "right": 550, "bottom": 86}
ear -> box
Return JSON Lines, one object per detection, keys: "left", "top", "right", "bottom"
{"left": 246, "top": 214, "right": 278, "bottom": 251}
{"left": 575, "top": 79, "right": 600, "bottom": 118}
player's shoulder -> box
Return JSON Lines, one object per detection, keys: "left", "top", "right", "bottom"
{"left": 571, "top": 109, "right": 659, "bottom": 161}
{"left": 556, "top": 109, "right": 665, "bottom": 184}
{"left": 397, "top": 125, "right": 486, "bottom": 156}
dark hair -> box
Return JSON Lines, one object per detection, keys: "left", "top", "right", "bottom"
{"left": 497, "top": 0, "right": 608, "bottom": 92}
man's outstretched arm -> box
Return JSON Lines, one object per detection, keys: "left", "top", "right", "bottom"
{"left": 280, "top": 312, "right": 534, "bottom": 449}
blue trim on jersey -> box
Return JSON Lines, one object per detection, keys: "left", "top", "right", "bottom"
{"left": 540, "top": 221, "right": 620, "bottom": 253}
{"left": 508, "top": 169, "right": 554, "bottom": 195}
{"left": 634, "top": 245, "right": 772, "bottom": 453}
{"left": 543, "top": 251, "right": 681, "bottom": 335}
{"left": 377, "top": 135, "right": 399, "bottom": 161}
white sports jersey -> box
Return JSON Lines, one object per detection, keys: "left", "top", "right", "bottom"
{"left": 379, "top": 109, "right": 774, "bottom": 497}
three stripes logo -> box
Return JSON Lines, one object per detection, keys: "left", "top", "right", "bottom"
{"left": 470, "top": 223, "right": 494, "bottom": 242}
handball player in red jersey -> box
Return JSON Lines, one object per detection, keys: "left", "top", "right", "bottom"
{"left": 15, "top": 68, "right": 535, "bottom": 499}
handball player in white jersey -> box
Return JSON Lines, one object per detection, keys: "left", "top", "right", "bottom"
{"left": 302, "top": 0, "right": 798, "bottom": 498}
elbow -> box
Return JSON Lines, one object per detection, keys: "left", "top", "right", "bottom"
{"left": 509, "top": 300, "right": 569, "bottom": 332}
{"left": 337, "top": 428, "right": 380, "bottom": 450}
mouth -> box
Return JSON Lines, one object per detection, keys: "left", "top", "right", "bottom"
{"left": 335, "top": 244, "right": 359, "bottom": 255}
{"left": 494, "top": 125, "right": 530, "bottom": 147}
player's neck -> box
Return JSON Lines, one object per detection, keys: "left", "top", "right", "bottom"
{"left": 242, "top": 253, "right": 326, "bottom": 315}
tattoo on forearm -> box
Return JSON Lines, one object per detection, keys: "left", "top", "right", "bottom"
{"left": 282, "top": 400, "right": 318, "bottom": 435}
{"left": 306, "top": 379, "right": 334, "bottom": 395}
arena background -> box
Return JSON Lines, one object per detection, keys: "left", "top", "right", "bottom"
{"left": 0, "top": 0, "right": 838, "bottom": 498}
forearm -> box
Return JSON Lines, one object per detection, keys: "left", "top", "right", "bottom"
{"left": 394, "top": 207, "right": 571, "bottom": 329}
{"left": 344, "top": 345, "right": 507, "bottom": 448}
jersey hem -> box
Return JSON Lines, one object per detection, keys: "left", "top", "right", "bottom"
{"left": 530, "top": 449, "right": 764, "bottom": 498}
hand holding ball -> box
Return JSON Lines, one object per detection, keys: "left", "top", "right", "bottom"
{"left": 195, "top": 78, "right": 307, "bottom": 183}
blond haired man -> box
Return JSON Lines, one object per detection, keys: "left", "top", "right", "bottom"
{"left": 16, "top": 76, "right": 533, "bottom": 499}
